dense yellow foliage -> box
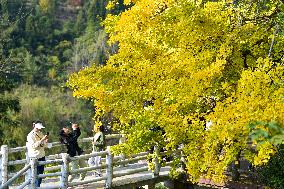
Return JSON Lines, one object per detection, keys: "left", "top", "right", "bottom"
{"left": 68, "top": 0, "right": 284, "bottom": 182}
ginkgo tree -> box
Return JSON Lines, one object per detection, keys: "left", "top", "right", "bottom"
{"left": 68, "top": 0, "right": 284, "bottom": 182}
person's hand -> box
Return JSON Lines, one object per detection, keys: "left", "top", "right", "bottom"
{"left": 72, "top": 124, "right": 79, "bottom": 130}
{"left": 42, "top": 135, "right": 48, "bottom": 141}
{"left": 92, "top": 141, "right": 96, "bottom": 144}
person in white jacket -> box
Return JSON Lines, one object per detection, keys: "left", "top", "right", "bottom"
{"left": 26, "top": 121, "right": 48, "bottom": 187}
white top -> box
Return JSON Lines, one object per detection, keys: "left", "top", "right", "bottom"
{"left": 93, "top": 132, "right": 101, "bottom": 142}
{"left": 26, "top": 130, "right": 47, "bottom": 158}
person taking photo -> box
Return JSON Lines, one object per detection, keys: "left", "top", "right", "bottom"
{"left": 26, "top": 121, "right": 48, "bottom": 187}
{"left": 59, "top": 123, "right": 86, "bottom": 181}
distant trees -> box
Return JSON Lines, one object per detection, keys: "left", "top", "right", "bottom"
{"left": 0, "top": 0, "right": 127, "bottom": 147}
{"left": 0, "top": 0, "right": 23, "bottom": 146}
{"left": 11, "top": 84, "right": 94, "bottom": 145}
{"left": 69, "top": 0, "right": 125, "bottom": 72}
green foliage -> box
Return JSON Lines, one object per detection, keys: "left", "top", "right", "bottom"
{"left": 247, "top": 121, "right": 284, "bottom": 166}
{"left": 155, "top": 183, "right": 167, "bottom": 189}
{"left": 71, "top": 29, "right": 110, "bottom": 72}
{"left": 1, "top": 0, "right": 126, "bottom": 87}
{"left": 0, "top": 0, "right": 22, "bottom": 146}
{"left": 0, "top": 0, "right": 126, "bottom": 148}
{"left": 249, "top": 121, "right": 284, "bottom": 146}
{"left": 256, "top": 146, "right": 284, "bottom": 189}
{"left": 11, "top": 84, "right": 94, "bottom": 145}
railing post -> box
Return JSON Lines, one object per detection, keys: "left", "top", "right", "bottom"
{"left": 105, "top": 146, "right": 113, "bottom": 189}
{"left": 119, "top": 135, "right": 126, "bottom": 167}
{"left": 25, "top": 150, "right": 31, "bottom": 185}
{"left": 153, "top": 145, "right": 161, "bottom": 177}
{"left": 61, "top": 153, "right": 69, "bottom": 189}
{"left": 119, "top": 134, "right": 126, "bottom": 145}
{"left": 30, "top": 158, "right": 37, "bottom": 189}
{"left": 1, "top": 145, "right": 8, "bottom": 188}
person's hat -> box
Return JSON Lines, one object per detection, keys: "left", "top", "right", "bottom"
{"left": 34, "top": 123, "right": 45, "bottom": 129}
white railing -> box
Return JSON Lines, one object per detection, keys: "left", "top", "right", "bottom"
{"left": 0, "top": 134, "right": 177, "bottom": 189}
{"left": 0, "top": 134, "right": 123, "bottom": 189}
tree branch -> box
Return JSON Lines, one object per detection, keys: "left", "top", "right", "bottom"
{"left": 243, "top": 6, "right": 281, "bottom": 23}
{"left": 268, "top": 25, "right": 279, "bottom": 58}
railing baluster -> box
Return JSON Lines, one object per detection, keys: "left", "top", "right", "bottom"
{"left": 105, "top": 146, "right": 113, "bottom": 189}
{"left": 119, "top": 135, "right": 126, "bottom": 167}
{"left": 0, "top": 134, "right": 125, "bottom": 188}
{"left": 30, "top": 158, "right": 37, "bottom": 189}
{"left": 0, "top": 164, "right": 31, "bottom": 188}
{"left": 61, "top": 153, "right": 69, "bottom": 189}
{"left": 25, "top": 150, "right": 31, "bottom": 185}
{"left": 153, "top": 145, "right": 161, "bottom": 177}
{"left": 1, "top": 145, "right": 8, "bottom": 189}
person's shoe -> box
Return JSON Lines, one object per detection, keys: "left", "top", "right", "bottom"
{"left": 68, "top": 175, "right": 75, "bottom": 182}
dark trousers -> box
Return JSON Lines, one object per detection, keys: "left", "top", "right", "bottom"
{"left": 36, "top": 156, "right": 45, "bottom": 187}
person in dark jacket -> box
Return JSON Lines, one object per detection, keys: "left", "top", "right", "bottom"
{"left": 60, "top": 125, "right": 83, "bottom": 157}
{"left": 59, "top": 123, "right": 86, "bottom": 181}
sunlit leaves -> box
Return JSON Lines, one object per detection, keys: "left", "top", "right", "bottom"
{"left": 69, "top": 0, "right": 284, "bottom": 182}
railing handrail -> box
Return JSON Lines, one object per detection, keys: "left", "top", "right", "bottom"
{"left": 0, "top": 134, "right": 123, "bottom": 188}
{"left": 1, "top": 148, "right": 172, "bottom": 189}
{"left": 69, "top": 150, "right": 108, "bottom": 161}
{"left": 0, "top": 164, "right": 31, "bottom": 189}
{"left": 0, "top": 133, "right": 175, "bottom": 189}
{"left": 3, "top": 134, "right": 122, "bottom": 177}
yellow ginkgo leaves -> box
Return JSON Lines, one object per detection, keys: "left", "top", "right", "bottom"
{"left": 68, "top": 0, "right": 284, "bottom": 182}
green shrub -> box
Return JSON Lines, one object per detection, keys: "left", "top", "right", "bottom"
{"left": 12, "top": 84, "right": 94, "bottom": 147}
{"left": 155, "top": 183, "right": 167, "bottom": 189}
{"left": 256, "top": 145, "right": 284, "bottom": 189}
